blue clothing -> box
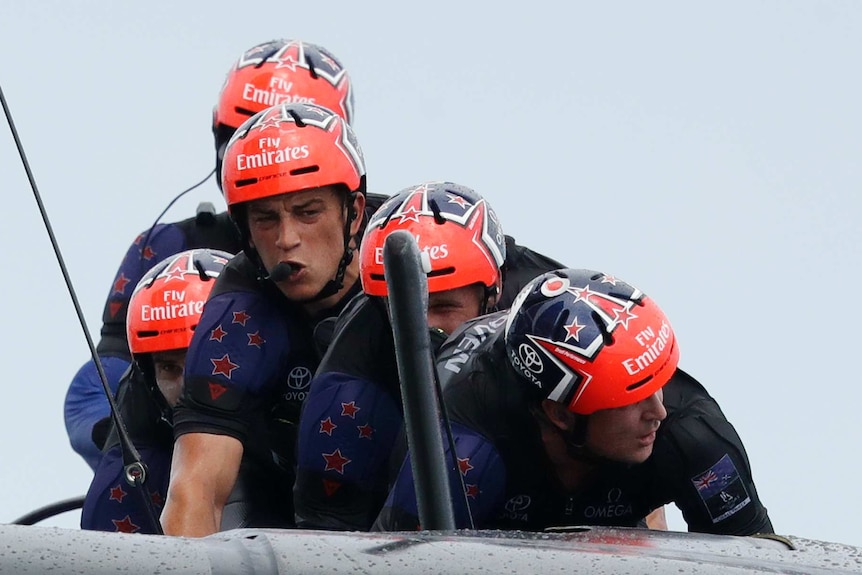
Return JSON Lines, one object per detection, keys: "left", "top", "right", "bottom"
{"left": 373, "top": 312, "right": 774, "bottom": 536}
{"left": 173, "top": 251, "right": 359, "bottom": 529}
{"left": 294, "top": 238, "right": 565, "bottom": 530}
{"left": 81, "top": 364, "right": 172, "bottom": 533}
{"left": 64, "top": 211, "right": 241, "bottom": 469}
{"left": 64, "top": 357, "right": 132, "bottom": 470}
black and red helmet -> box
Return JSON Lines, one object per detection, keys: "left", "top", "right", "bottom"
{"left": 504, "top": 269, "right": 679, "bottom": 415}
{"left": 221, "top": 102, "right": 365, "bottom": 211}
{"left": 126, "top": 249, "right": 232, "bottom": 356}
{"left": 360, "top": 182, "right": 506, "bottom": 297}
{"left": 213, "top": 39, "right": 353, "bottom": 187}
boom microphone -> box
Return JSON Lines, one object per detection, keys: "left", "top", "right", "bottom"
{"left": 269, "top": 262, "right": 294, "bottom": 282}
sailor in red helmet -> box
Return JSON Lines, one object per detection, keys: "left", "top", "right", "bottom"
{"left": 81, "top": 249, "right": 232, "bottom": 534}
{"left": 63, "top": 39, "right": 386, "bottom": 470}
{"left": 160, "top": 101, "right": 369, "bottom": 536}
{"left": 374, "top": 269, "right": 773, "bottom": 536}
{"left": 294, "top": 181, "right": 564, "bottom": 531}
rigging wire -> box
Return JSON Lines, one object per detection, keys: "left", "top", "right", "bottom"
{"left": 1, "top": 83, "right": 164, "bottom": 533}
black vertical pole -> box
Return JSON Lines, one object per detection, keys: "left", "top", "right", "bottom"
{"left": 383, "top": 230, "right": 455, "bottom": 530}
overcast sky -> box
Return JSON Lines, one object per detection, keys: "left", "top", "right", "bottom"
{"left": 1, "top": 0, "right": 860, "bottom": 547}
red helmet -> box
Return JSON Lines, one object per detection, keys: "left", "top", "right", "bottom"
{"left": 360, "top": 182, "right": 506, "bottom": 297}
{"left": 214, "top": 39, "right": 353, "bottom": 132}
{"left": 504, "top": 269, "right": 679, "bottom": 415}
{"left": 221, "top": 102, "right": 366, "bottom": 209}
{"left": 126, "top": 249, "right": 232, "bottom": 355}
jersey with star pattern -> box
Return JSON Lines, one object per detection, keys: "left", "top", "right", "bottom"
{"left": 173, "top": 250, "right": 361, "bottom": 529}
{"left": 81, "top": 364, "right": 173, "bottom": 534}
{"left": 64, "top": 210, "right": 241, "bottom": 470}
{"left": 294, "top": 237, "right": 565, "bottom": 531}
{"left": 373, "top": 315, "right": 773, "bottom": 536}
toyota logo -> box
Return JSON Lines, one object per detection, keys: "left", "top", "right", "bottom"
{"left": 504, "top": 495, "right": 532, "bottom": 513}
{"left": 287, "top": 366, "right": 312, "bottom": 390}
{"left": 518, "top": 343, "right": 543, "bottom": 373}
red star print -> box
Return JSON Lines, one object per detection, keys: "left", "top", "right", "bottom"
{"left": 357, "top": 424, "right": 374, "bottom": 439}
{"left": 210, "top": 325, "right": 227, "bottom": 342}
{"left": 133, "top": 233, "right": 144, "bottom": 245}
{"left": 112, "top": 515, "right": 140, "bottom": 533}
{"left": 112, "top": 274, "right": 131, "bottom": 295}
{"left": 322, "top": 449, "right": 351, "bottom": 474}
{"left": 319, "top": 417, "right": 337, "bottom": 436}
{"left": 162, "top": 265, "right": 186, "bottom": 282}
{"left": 109, "top": 301, "right": 123, "bottom": 318}
{"left": 600, "top": 274, "right": 618, "bottom": 285}
{"left": 611, "top": 306, "right": 639, "bottom": 330}
{"left": 341, "top": 401, "right": 359, "bottom": 419}
{"left": 465, "top": 484, "right": 479, "bottom": 499}
{"left": 564, "top": 318, "right": 585, "bottom": 342}
{"left": 446, "top": 193, "right": 469, "bottom": 209}
{"left": 209, "top": 382, "right": 228, "bottom": 401}
{"left": 247, "top": 331, "right": 265, "bottom": 348}
{"left": 322, "top": 479, "right": 341, "bottom": 496}
{"left": 108, "top": 485, "right": 126, "bottom": 503}
{"left": 141, "top": 245, "right": 156, "bottom": 260}
{"left": 150, "top": 491, "right": 164, "bottom": 507}
{"left": 457, "top": 457, "right": 474, "bottom": 476}
{"left": 211, "top": 354, "right": 239, "bottom": 378}
{"left": 571, "top": 286, "right": 593, "bottom": 304}
{"left": 232, "top": 310, "right": 251, "bottom": 326}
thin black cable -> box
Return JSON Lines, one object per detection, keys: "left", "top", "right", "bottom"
{"left": 138, "top": 168, "right": 215, "bottom": 262}
{"left": 1, "top": 83, "right": 163, "bottom": 535}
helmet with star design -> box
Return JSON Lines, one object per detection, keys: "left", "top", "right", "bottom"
{"left": 126, "top": 249, "right": 233, "bottom": 355}
{"left": 213, "top": 39, "right": 354, "bottom": 189}
{"left": 360, "top": 181, "right": 506, "bottom": 297}
{"left": 221, "top": 102, "right": 366, "bottom": 210}
{"left": 503, "top": 269, "right": 679, "bottom": 415}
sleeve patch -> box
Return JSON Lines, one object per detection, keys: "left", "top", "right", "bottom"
{"left": 690, "top": 453, "right": 751, "bottom": 523}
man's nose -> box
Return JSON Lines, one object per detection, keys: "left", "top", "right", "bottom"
{"left": 275, "top": 216, "right": 301, "bottom": 250}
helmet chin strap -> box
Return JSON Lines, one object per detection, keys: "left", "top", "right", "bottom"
{"left": 282, "top": 190, "right": 360, "bottom": 305}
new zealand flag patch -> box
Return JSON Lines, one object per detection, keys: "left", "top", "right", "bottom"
{"left": 690, "top": 454, "right": 751, "bottom": 523}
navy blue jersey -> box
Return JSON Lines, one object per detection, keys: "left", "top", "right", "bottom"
{"left": 81, "top": 365, "right": 172, "bottom": 534}
{"left": 64, "top": 210, "right": 241, "bottom": 469}
{"left": 374, "top": 312, "right": 774, "bottom": 536}
{"left": 295, "top": 238, "right": 564, "bottom": 530}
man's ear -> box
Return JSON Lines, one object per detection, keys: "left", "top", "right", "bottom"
{"left": 349, "top": 192, "right": 366, "bottom": 236}
{"left": 540, "top": 399, "right": 576, "bottom": 431}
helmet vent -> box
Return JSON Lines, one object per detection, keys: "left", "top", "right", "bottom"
{"left": 306, "top": 53, "right": 319, "bottom": 79}
{"left": 233, "top": 106, "right": 257, "bottom": 120}
{"left": 290, "top": 165, "right": 320, "bottom": 176}
{"left": 137, "top": 330, "right": 159, "bottom": 339}
{"left": 194, "top": 260, "right": 212, "bottom": 281}
{"left": 429, "top": 198, "right": 446, "bottom": 225}
{"left": 236, "top": 178, "right": 258, "bottom": 188}
{"left": 286, "top": 108, "right": 306, "bottom": 127}
{"left": 427, "top": 266, "right": 456, "bottom": 278}
{"left": 591, "top": 310, "right": 615, "bottom": 346}
{"left": 626, "top": 376, "right": 653, "bottom": 392}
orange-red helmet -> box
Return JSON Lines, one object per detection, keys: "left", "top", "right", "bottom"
{"left": 504, "top": 269, "right": 679, "bottom": 415}
{"left": 359, "top": 182, "right": 506, "bottom": 297}
{"left": 212, "top": 40, "right": 353, "bottom": 188}
{"left": 221, "top": 102, "right": 366, "bottom": 209}
{"left": 214, "top": 39, "right": 353, "bottom": 132}
{"left": 126, "top": 249, "right": 232, "bottom": 355}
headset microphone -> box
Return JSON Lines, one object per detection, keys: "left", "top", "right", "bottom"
{"left": 269, "top": 262, "right": 294, "bottom": 282}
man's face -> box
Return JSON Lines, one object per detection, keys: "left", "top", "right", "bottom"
{"left": 152, "top": 349, "right": 187, "bottom": 408}
{"left": 584, "top": 390, "right": 667, "bottom": 464}
{"left": 427, "top": 284, "right": 486, "bottom": 336}
{"left": 246, "top": 186, "right": 363, "bottom": 302}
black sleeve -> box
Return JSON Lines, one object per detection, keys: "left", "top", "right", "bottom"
{"left": 652, "top": 370, "right": 773, "bottom": 535}
{"left": 498, "top": 236, "right": 565, "bottom": 310}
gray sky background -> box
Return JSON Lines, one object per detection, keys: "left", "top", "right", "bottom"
{"left": 1, "top": 1, "right": 860, "bottom": 546}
